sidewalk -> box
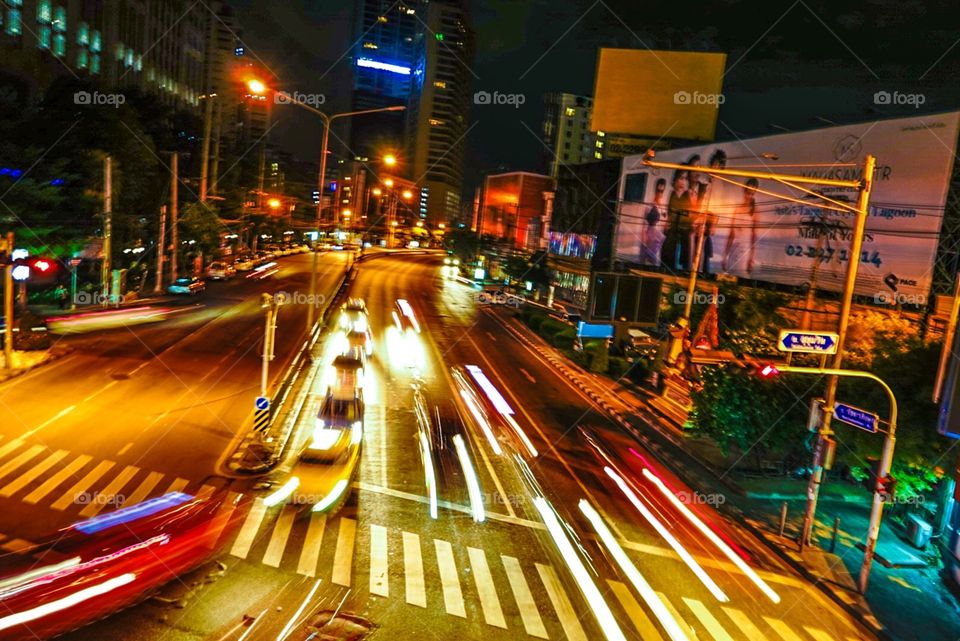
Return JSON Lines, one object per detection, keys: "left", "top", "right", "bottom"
{"left": 494, "top": 308, "right": 960, "bottom": 641}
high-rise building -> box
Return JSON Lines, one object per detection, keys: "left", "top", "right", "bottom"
{"left": 541, "top": 93, "right": 597, "bottom": 178}
{"left": 0, "top": 0, "right": 206, "bottom": 111}
{"left": 406, "top": 0, "right": 473, "bottom": 225}
{"left": 349, "top": 0, "right": 421, "bottom": 161}
{"left": 474, "top": 171, "right": 555, "bottom": 251}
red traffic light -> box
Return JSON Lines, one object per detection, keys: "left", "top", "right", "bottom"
{"left": 758, "top": 363, "right": 780, "bottom": 378}
{"left": 33, "top": 259, "right": 52, "bottom": 273}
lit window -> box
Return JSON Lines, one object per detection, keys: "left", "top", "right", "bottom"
{"left": 53, "top": 5, "right": 64, "bottom": 30}
{"left": 8, "top": 0, "right": 20, "bottom": 5}
{"left": 76, "top": 48, "right": 88, "bottom": 68}
{"left": 596, "top": 130, "right": 605, "bottom": 137}
{"left": 362, "top": 42, "right": 377, "bottom": 49}
{"left": 6, "top": 8, "right": 21, "bottom": 35}
{"left": 115, "top": 42, "right": 124, "bottom": 60}
{"left": 564, "top": 107, "right": 575, "bottom": 117}
{"left": 428, "top": 118, "right": 443, "bottom": 126}
{"left": 90, "top": 53, "right": 100, "bottom": 74}
{"left": 53, "top": 32, "right": 64, "bottom": 55}
{"left": 135, "top": 55, "right": 142, "bottom": 71}
{"left": 125, "top": 47, "right": 134, "bottom": 67}
{"left": 38, "top": 25, "right": 50, "bottom": 49}
{"left": 433, "top": 81, "right": 446, "bottom": 88}
{"left": 377, "top": 15, "right": 387, "bottom": 22}
{"left": 36, "top": 0, "right": 50, "bottom": 23}
{"left": 595, "top": 141, "right": 603, "bottom": 148}
{"left": 77, "top": 22, "right": 88, "bottom": 45}
{"left": 594, "top": 151, "right": 602, "bottom": 159}
{"left": 435, "top": 32, "right": 444, "bottom": 41}
{"left": 90, "top": 30, "right": 101, "bottom": 52}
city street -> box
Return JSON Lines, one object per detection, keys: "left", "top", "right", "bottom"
{"left": 0, "top": 252, "right": 876, "bottom": 641}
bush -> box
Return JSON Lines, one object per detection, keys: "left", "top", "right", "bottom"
{"left": 608, "top": 356, "right": 631, "bottom": 380}
{"left": 551, "top": 326, "right": 576, "bottom": 349}
{"left": 539, "top": 318, "right": 569, "bottom": 339}
{"left": 524, "top": 311, "right": 546, "bottom": 332}
{"left": 587, "top": 340, "right": 609, "bottom": 373}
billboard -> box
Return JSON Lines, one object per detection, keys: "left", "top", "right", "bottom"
{"left": 591, "top": 49, "right": 726, "bottom": 142}
{"left": 614, "top": 111, "right": 960, "bottom": 300}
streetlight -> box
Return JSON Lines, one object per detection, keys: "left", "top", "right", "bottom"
{"left": 251, "top": 76, "right": 405, "bottom": 332}
{"left": 384, "top": 154, "right": 397, "bottom": 167}
{"left": 268, "top": 198, "right": 281, "bottom": 210}
{"left": 384, "top": 178, "right": 394, "bottom": 188}
{"left": 402, "top": 190, "right": 413, "bottom": 200}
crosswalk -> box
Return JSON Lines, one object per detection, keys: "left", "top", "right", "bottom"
{"left": 221, "top": 498, "right": 868, "bottom": 641}
{"left": 0, "top": 437, "right": 223, "bottom": 517}
{"left": 0, "top": 437, "right": 869, "bottom": 641}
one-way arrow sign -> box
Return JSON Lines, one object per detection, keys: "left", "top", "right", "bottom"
{"left": 777, "top": 330, "right": 839, "bottom": 354}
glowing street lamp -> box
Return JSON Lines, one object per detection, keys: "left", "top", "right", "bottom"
{"left": 402, "top": 190, "right": 413, "bottom": 200}
{"left": 268, "top": 198, "right": 281, "bottom": 209}
{"left": 384, "top": 178, "right": 394, "bottom": 188}
{"left": 247, "top": 79, "right": 267, "bottom": 95}
{"left": 384, "top": 154, "right": 397, "bottom": 167}
{"left": 371, "top": 188, "right": 382, "bottom": 196}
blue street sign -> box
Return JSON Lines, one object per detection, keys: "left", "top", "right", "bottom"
{"left": 835, "top": 402, "right": 879, "bottom": 433}
{"left": 255, "top": 396, "right": 270, "bottom": 411}
{"left": 577, "top": 321, "right": 614, "bottom": 339}
{"left": 777, "top": 330, "right": 839, "bottom": 354}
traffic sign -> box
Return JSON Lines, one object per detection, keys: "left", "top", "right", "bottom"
{"left": 255, "top": 396, "right": 270, "bottom": 411}
{"left": 777, "top": 330, "right": 839, "bottom": 354}
{"left": 834, "top": 402, "right": 879, "bottom": 433}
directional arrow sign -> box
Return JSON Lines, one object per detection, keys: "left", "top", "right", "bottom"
{"left": 777, "top": 330, "right": 839, "bottom": 354}
{"left": 255, "top": 396, "right": 270, "bottom": 411}
{"left": 834, "top": 402, "right": 879, "bottom": 433}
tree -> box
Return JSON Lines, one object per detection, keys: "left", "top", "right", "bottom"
{"left": 445, "top": 228, "right": 480, "bottom": 265}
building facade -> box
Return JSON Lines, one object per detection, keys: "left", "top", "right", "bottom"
{"left": 474, "top": 171, "right": 554, "bottom": 251}
{"left": 406, "top": 0, "right": 473, "bottom": 226}
{"left": 541, "top": 92, "right": 597, "bottom": 178}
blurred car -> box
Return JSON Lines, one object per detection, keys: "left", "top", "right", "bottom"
{"left": 167, "top": 277, "right": 205, "bottom": 295}
{"left": 339, "top": 298, "right": 368, "bottom": 331}
{"left": 235, "top": 257, "right": 255, "bottom": 272}
{"left": 205, "top": 261, "right": 235, "bottom": 280}
{"left": 393, "top": 298, "right": 420, "bottom": 334}
{"left": 289, "top": 393, "right": 363, "bottom": 512}
{"left": 345, "top": 327, "right": 374, "bottom": 357}
{"left": 246, "top": 261, "right": 278, "bottom": 280}
{"left": 443, "top": 255, "right": 461, "bottom": 266}
{"left": 327, "top": 349, "right": 365, "bottom": 394}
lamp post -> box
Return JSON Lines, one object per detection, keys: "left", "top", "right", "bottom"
{"left": 246, "top": 80, "right": 404, "bottom": 333}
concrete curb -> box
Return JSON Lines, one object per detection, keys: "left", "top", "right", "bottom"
{"left": 0, "top": 347, "right": 73, "bottom": 385}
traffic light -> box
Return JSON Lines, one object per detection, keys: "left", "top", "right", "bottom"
{"left": 862, "top": 458, "right": 897, "bottom": 501}
{"left": 758, "top": 363, "right": 780, "bottom": 378}
{"left": 31, "top": 258, "right": 52, "bottom": 273}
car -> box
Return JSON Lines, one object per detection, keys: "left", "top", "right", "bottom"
{"left": 235, "top": 257, "right": 255, "bottom": 272}
{"left": 288, "top": 393, "right": 363, "bottom": 512}
{"left": 393, "top": 298, "right": 420, "bottom": 334}
{"left": 246, "top": 261, "right": 278, "bottom": 280}
{"left": 206, "top": 261, "right": 235, "bottom": 280}
{"left": 339, "top": 298, "right": 368, "bottom": 332}
{"left": 345, "top": 327, "right": 374, "bottom": 357}
{"left": 327, "top": 349, "right": 366, "bottom": 395}
{"left": 167, "top": 277, "right": 205, "bottom": 295}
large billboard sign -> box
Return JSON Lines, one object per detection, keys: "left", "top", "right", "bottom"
{"left": 614, "top": 112, "right": 960, "bottom": 300}
{"left": 591, "top": 49, "right": 726, "bottom": 142}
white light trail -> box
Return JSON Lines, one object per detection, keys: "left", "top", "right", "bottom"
{"left": 453, "top": 434, "right": 485, "bottom": 522}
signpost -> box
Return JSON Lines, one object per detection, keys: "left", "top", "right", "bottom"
{"left": 834, "top": 402, "right": 879, "bottom": 433}
{"left": 777, "top": 330, "right": 839, "bottom": 354}
{"left": 254, "top": 397, "right": 270, "bottom": 433}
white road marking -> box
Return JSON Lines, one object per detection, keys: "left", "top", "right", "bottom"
{"left": 403, "top": 531, "right": 426, "bottom": 608}
{"left": 684, "top": 597, "right": 735, "bottom": 641}
{"left": 262, "top": 505, "right": 297, "bottom": 567}
{"left": 0, "top": 449, "right": 68, "bottom": 498}
{"left": 370, "top": 524, "right": 389, "bottom": 597}
{"left": 502, "top": 555, "right": 547, "bottom": 639}
{"left": 469, "top": 546, "right": 506, "bottom": 629}
{"left": 165, "top": 477, "right": 190, "bottom": 494}
{"left": 23, "top": 454, "right": 91, "bottom": 505}
{"left": 205, "top": 491, "right": 241, "bottom": 550}
{"left": 655, "top": 593, "right": 696, "bottom": 640}
{"left": 78, "top": 465, "right": 140, "bottom": 517}
{"left": 117, "top": 442, "right": 134, "bottom": 457}
{"left": 51, "top": 460, "right": 114, "bottom": 511}
{"left": 230, "top": 498, "right": 267, "bottom": 559}
{"left": 123, "top": 471, "right": 164, "bottom": 506}
{"left": 722, "top": 606, "right": 770, "bottom": 640}
{"left": 435, "top": 539, "right": 466, "bottom": 618}
{"left": 297, "top": 513, "right": 326, "bottom": 577}
{"left": 332, "top": 517, "right": 356, "bottom": 587}
{"left": 764, "top": 617, "right": 805, "bottom": 641}
{"left": 0, "top": 445, "right": 46, "bottom": 483}
{"left": 22, "top": 405, "right": 76, "bottom": 440}
{"left": 536, "top": 563, "right": 587, "bottom": 641}
{"left": 608, "top": 580, "right": 665, "bottom": 641}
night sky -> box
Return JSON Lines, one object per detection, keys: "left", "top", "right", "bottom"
{"left": 228, "top": 0, "right": 960, "bottom": 199}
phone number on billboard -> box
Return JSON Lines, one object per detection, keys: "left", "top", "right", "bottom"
{"left": 783, "top": 245, "right": 883, "bottom": 267}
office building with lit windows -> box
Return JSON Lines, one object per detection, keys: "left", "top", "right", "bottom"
{"left": 541, "top": 92, "right": 600, "bottom": 178}
{"left": 0, "top": 0, "right": 207, "bottom": 111}
{"left": 405, "top": 0, "right": 473, "bottom": 225}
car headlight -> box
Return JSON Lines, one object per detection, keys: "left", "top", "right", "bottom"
{"left": 443, "top": 257, "right": 451, "bottom": 265}
{"left": 351, "top": 421, "right": 363, "bottom": 445}
{"left": 310, "top": 427, "right": 341, "bottom": 450}
{"left": 453, "top": 258, "right": 460, "bottom": 266}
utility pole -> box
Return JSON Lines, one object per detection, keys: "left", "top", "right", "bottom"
{"left": 155, "top": 205, "right": 167, "bottom": 293}
{"left": 210, "top": 98, "right": 222, "bottom": 197}
{"left": 199, "top": 94, "right": 215, "bottom": 202}
{"left": 3, "top": 232, "right": 13, "bottom": 370}
{"left": 101, "top": 156, "right": 112, "bottom": 307}
{"left": 260, "top": 293, "right": 281, "bottom": 397}
{"left": 800, "top": 154, "right": 876, "bottom": 549}
{"left": 170, "top": 152, "right": 179, "bottom": 281}
{"left": 306, "top": 115, "right": 330, "bottom": 333}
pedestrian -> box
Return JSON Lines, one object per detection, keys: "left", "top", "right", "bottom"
{"left": 54, "top": 284, "right": 68, "bottom": 310}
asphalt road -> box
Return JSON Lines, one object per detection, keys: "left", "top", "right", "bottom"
{"left": 0, "top": 251, "right": 877, "bottom": 641}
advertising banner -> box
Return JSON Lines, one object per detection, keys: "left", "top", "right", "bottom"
{"left": 615, "top": 112, "right": 960, "bottom": 300}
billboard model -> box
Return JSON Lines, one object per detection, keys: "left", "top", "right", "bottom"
{"left": 614, "top": 112, "right": 960, "bottom": 300}
{"left": 591, "top": 49, "right": 726, "bottom": 142}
